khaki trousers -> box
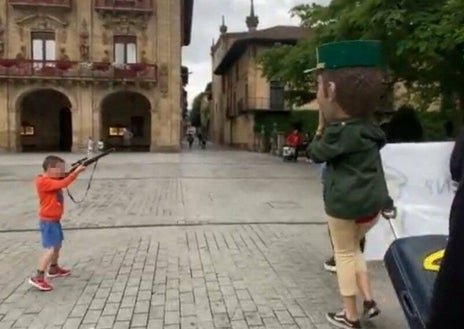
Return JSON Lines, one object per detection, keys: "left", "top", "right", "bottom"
{"left": 328, "top": 215, "right": 379, "bottom": 296}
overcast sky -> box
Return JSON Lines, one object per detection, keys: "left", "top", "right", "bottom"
{"left": 182, "top": 0, "right": 330, "bottom": 107}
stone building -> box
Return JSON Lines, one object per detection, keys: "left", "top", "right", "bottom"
{"left": 0, "top": 0, "right": 193, "bottom": 152}
{"left": 210, "top": 1, "right": 309, "bottom": 149}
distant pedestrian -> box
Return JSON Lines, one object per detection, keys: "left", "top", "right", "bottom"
{"left": 87, "top": 137, "right": 94, "bottom": 157}
{"left": 122, "top": 128, "right": 133, "bottom": 151}
{"left": 97, "top": 140, "right": 104, "bottom": 152}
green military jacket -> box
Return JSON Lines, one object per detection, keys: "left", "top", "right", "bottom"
{"left": 308, "top": 118, "right": 392, "bottom": 220}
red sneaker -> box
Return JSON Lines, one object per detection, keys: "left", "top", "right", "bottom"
{"left": 48, "top": 266, "right": 71, "bottom": 278}
{"left": 28, "top": 277, "right": 53, "bottom": 291}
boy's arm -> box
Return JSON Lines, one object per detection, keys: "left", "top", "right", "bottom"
{"left": 36, "top": 172, "right": 79, "bottom": 192}
{"left": 307, "top": 130, "right": 344, "bottom": 163}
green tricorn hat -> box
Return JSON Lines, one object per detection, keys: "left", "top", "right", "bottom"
{"left": 304, "top": 40, "right": 386, "bottom": 73}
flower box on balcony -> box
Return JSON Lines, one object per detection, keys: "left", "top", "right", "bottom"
{"left": 114, "top": 68, "right": 136, "bottom": 78}
{"left": 39, "top": 66, "right": 56, "bottom": 75}
{"left": 93, "top": 62, "right": 110, "bottom": 71}
{"left": 129, "top": 63, "right": 147, "bottom": 72}
{"left": 56, "top": 61, "right": 72, "bottom": 70}
{"left": 0, "top": 59, "right": 17, "bottom": 68}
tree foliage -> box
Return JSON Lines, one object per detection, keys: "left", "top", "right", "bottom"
{"left": 259, "top": 0, "right": 464, "bottom": 116}
{"left": 189, "top": 92, "right": 203, "bottom": 127}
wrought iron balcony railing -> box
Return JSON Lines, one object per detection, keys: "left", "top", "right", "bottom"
{"left": 94, "top": 0, "right": 153, "bottom": 13}
{"left": 9, "top": 0, "right": 72, "bottom": 9}
{"left": 0, "top": 59, "right": 157, "bottom": 83}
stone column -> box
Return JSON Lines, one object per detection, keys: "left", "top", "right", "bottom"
{"left": 76, "top": 86, "right": 93, "bottom": 152}
{"left": 70, "top": 108, "right": 80, "bottom": 153}
{"left": 152, "top": 0, "right": 182, "bottom": 152}
{"left": 0, "top": 85, "right": 8, "bottom": 152}
{"left": 7, "top": 107, "right": 18, "bottom": 152}
{"left": 92, "top": 107, "right": 101, "bottom": 142}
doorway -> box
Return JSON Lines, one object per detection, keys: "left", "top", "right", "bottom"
{"left": 19, "top": 89, "right": 72, "bottom": 152}
{"left": 59, "top": 107, "right": 72, "bottom": 151}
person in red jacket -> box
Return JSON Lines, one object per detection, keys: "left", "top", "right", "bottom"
{"left": 286, "top": 129, "right": 301, "bottom": 147}
{"left": 286, "top": 129, "right": 301, "bottom": 161}
{"left": 29, "top": 155, "right": 86, "bottom": 292}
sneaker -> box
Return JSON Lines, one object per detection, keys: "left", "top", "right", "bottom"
{"left": 324, "top": 256, "right": 336, "bottom": 273}
{"left": 28, "top": 277, "right": 53, "bottom": 292}
{"left": 326, "top": 311, "right": 361, "bottom": 329}
{"left": 47, "top": 266, "right": 71, "bottom": 278}
{"left": 363, "top": 300, "right": 381, "bottom": 319}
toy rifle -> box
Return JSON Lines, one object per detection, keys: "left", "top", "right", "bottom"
{"left": 67, "top": 148, "right": 115, "bottom": 176}
{"left": 66, "top": 148, "right": 115, "bottom": 203}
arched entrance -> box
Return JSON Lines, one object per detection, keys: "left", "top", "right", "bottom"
{"left": 101, "top": 91, "right": 151, "bottom": 151}
{"left": 19, "top": 89, "right": 72, "bottom": 152}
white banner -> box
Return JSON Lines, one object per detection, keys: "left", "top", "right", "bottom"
{"left": 365, "top": 142, "right": 455, "bottom": 260}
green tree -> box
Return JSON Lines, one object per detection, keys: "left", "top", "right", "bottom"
{"left": 189, "top": 92, "right": 203, "bottom": 127}
{"left": 259, "top": 0, "right": 464, "bottom": 119}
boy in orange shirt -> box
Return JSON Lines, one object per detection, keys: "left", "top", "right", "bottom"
{"left": 29, "top": 155, "right": 86, "bottom": 291}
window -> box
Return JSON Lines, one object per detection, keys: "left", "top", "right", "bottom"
{"left": 130, "top": 116, "right": 144, "bottom": 138}
{"left": 270, "top": 80, "right": 285, "bottom": 111}
{"left": 114, "top": 36, "right": 137, "bottom": 64}
{"left": 20, "top": 123, "right": 35, "bottom": 136}
{"left": 108, "top": 126, "right": 125, "bottom": 136}
{"left": 31, "top": 32, "right": 56, "bottom": 61}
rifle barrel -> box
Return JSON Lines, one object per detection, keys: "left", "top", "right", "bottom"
{"left": 71, "top": 157, "right": 88, "bottom": 167}
{"left": 67, "top": 148, "right": 115, "bottom": 175}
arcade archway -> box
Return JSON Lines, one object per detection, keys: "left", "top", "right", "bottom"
{"left": 101, "top": 91, "right": 151, "bottom": 151}
{"left": 19, "top": 89, "right": 72, "bottom": 152}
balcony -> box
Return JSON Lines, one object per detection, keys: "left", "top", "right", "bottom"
{"left": 9, "top": 0, "right": 72, "bottom": 10}
{"left": 0, "top": 59, "right": 157, "bottom": 86}
{"left": 94, "top": 0, "right": 153, "bottom": 14}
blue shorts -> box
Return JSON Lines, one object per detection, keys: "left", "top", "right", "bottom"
{"left": 40, "top": 221, "right": 64, "bottom": 249}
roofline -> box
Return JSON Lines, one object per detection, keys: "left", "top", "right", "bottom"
{"left": 213, "top": 38, "right": 300, "bottom": 75}
{"left": 183, "top": 0, "right": 194, "bottom": 46}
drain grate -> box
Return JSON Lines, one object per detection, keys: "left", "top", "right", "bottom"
{"left": 267, "top": 201, "right": 300, "bottom": 209}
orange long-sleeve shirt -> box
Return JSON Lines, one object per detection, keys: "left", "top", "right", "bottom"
{"left": 35, "top": 172, "right": 78, "bottom": 221}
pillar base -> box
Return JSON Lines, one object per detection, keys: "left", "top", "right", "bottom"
{"left": 71, "top": 144, "right": 81, "bottom": 153}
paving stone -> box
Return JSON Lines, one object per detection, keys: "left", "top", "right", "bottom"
{"left": 96, "top": 315, "right": 115, "bottom": 329}
{"left": 275, "top": 311, "right": 294, "bottom": 325}
{"left": 212, "top": 314, "right": 230, "bottom": 328}
{"left": 62, "top": 318, "right": 82, "bottom": 329}
{"left": 130, "top": 313, "right": 148, "bottom": 327}
{"left": 112, "top": 321, "right": 130, "bottom": 329}
{"left": 116, "top": 308, "right": 133, "bottom": 322}
{"left": 89, "top": 299, "right": 106, "bottom": 311}
{"left": 147, "top": 319, "right": 163, "bottom": 329}
{"left": 181, "top": 316, "right": 197, "bottom": 329}
{"left": 165, "top": 311, "right": 180, "bottom": 325}
{"left": 134, "top": 301, "right": 150, "bottom": 314}
{"left": 149, "top": 306, "right": 164, "bottom": 319}
{"left": 235, "top": 290, "right": 251, "bottom": 301}
{"left": 102, "top": 303, "right": 119, "bottom": 316}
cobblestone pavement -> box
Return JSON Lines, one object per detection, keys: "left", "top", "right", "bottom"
{"left": 0, "top": 150, "right": 407, "bottom": 328}
{"left": 0, "top": 151, "right": 323, "bottom": 231}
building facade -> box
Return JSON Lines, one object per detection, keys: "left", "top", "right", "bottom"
{"left": 210, "top": 2, "right": 309, "bottom": 149}
{"left": 0, "top": 0, "right": 193, "bottom": 152}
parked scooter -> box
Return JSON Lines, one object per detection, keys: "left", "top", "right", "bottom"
{"left": 282, "top": 145, "right": 297, "bottom": 162}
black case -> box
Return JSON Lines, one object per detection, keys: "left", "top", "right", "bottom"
{"left": 384, "top": 234, "right": 448, "bottom": 329}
